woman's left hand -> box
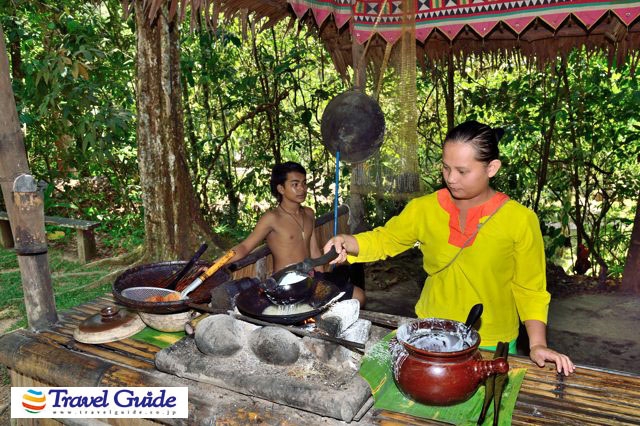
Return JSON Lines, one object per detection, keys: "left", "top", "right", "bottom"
{"left": 529, "top": 345, "right": 576, "bottom": 376}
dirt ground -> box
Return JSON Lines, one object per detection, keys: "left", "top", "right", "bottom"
{"left": 1, "top": 247, "right": 638, "bottom": 425}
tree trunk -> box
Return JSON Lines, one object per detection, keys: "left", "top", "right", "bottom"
{"left": 134, "top": 1, "right": 223, "bottom": 261}
{"left": 0, "top": 25, "right": 57, "bottom": 329}
{"left": 621, "top": 195, "right": 640, "bottom": 294}
{"left": 445, "top": 51, "right": 455, "bottom": 131}
{"left": 533, "top": 66, "right": 561, "bottom": 213}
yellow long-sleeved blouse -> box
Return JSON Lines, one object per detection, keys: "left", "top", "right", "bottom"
{"left": 348, "top": 189, "right": 550, "bottom": 347}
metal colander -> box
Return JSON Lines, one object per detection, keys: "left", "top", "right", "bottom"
{"left": 121, "top": 287, "right": 180, "bottom": 302}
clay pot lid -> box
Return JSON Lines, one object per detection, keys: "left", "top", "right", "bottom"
{"left": 73, "top": 305, "right": 145, "bottom": 344}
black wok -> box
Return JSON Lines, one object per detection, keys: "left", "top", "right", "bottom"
{"left": 235, "top": 279, "right": 342, "bottom": 325}
{"left": 261, "top": 247, "right": 339, "bottom": 305}
{"left": 113, "top": 260, "right": 231, "bottom": 314}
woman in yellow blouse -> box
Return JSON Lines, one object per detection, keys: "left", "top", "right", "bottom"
{"left": 324, "top": 120, "right": 575, "bottom": 376}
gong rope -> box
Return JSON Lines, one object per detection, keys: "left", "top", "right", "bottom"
{"left": 394, "top": 0, "right": 420, "bottom": 195}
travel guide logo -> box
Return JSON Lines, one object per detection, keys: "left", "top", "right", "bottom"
{"left": 21, "top": 389, "right": 46, "bottom": 413}
{"left": 11, "top": 387, "right": 188, "bottom": 419}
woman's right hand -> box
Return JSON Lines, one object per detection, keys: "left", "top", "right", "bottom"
{"left": 323, "top": 234, "right": 358, "bottom": 264}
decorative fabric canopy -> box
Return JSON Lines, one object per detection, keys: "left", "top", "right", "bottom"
{"left": 289, "top": 0, "right": 640, "bottom": 44}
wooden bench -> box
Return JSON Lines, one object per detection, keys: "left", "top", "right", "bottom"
{"left": 0, "top": 211, "right": 100, "bottom": 263}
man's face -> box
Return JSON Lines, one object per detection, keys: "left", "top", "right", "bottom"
{"left": 278, "top": 171, "right": 308, "bottom": 202}
{"left": 442, "top": 142, "right": 498, "bottom": 201}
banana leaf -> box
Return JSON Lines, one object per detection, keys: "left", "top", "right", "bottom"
{"left": 132, "top": 327, "right": 185, "bottom": 349}
{"left": 359, "top": 331, "right": 527, "bottom": 426}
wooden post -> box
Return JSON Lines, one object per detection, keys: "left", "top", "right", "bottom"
{"left": 76, "top": 228, "right": 97, "bottom": 263}
{"left": 0, "top": 25, "right": 57, "bottom": 329}
{"left": 621, "top": 195, "right": 640, "bottom": 294}
{"left": 349, "top": 35, "right": 368, "bottom": 234}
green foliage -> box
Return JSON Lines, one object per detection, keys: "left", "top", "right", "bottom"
{"left": 2, "top": 0, "right": 139, "bottom": 239}
{"left": 179, "top": 18, "right": 348, "bottom": 236}
{"left": 453, "top": 52, "right": 640, "bottom": 275}
{"left": 3, "top": 4, "right": 637, "bottom": 279}
{"left": 0, "top": 246, "right": 113, "bottom": 330}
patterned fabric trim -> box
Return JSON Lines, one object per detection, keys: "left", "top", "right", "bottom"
{"left": 436, "top": 188, "right": 510, "bottom": 248}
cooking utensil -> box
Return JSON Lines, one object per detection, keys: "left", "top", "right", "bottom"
{"left": 463, "top": 303, "right": 483, "bottom": 341}
{"left": 407, "top": 303, "right": 483, "bottom": 352}
{"left": 261, "top": 275, "right": 316, "bottom": 305}
{"left": 122, "top": 250, "right": 235, "bottom": 302}
{"left": 492, "top": 342, "right": 509, "bottom": 425}
{"left": 259, "top": 247, "right": 338, "bottom": 305}
{"left": 235, "top": 279, "right": 342, "bottom": 325}
{"left": 180, "top": 249, "right": 235, "bottom": 297}
{"left": 138, "top": 310, "right": 198, "bottom": 332}
{"left": 270, "top": 247, "right": 339, "bottom": 284}
{"left": 476, "top": 341, "right": 509, "bottom": 425}
{"left": 477, "top": 341, "right": 503, "bottom": 424}
{"left": 166, "top": 243, "right": 208, "bottom": 290}
{"left": 392, "top": 318, "right": 508, "bottom": 406}
{"left": 112, "top": 260, "right": 232, "bottom": 314}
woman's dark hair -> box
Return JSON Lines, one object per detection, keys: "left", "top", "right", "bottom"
{"left": 270, "top": 161, "right": 306, "bottom": 202}
{"left": 444, "top": 120, "right": 504, "bottom": 163}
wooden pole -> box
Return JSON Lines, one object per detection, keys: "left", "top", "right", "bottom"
{"left": 621, "top": 194, "right": 640, "bottom": 294}
{"left": 0, "top": 25, "right": 57, "bottom": 329}
{"left": 349, "top": 34, "right": 368, "bottom": 234}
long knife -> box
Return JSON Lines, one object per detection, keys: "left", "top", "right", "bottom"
{"left": 477, "top": 341, "right": 504, "bottom": 425}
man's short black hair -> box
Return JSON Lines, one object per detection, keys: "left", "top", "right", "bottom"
{"left": 270, "top": 161, "right": 306, "bottom": 202}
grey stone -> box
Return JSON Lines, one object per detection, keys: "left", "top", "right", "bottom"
{"left": 195, "top": 314, "right": 244, "bottom": 356}
{"left": 316, "top": 299, "right": 360, "bottom": 337}
{"left": 249, "top": 326, "right": 300, "bottom": 365}
{"left": 340, "top": 319, "right": 371, "bottom": 344}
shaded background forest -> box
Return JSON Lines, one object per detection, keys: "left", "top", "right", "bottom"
{"left": 1, "top": 0, "right": 639, "bottom": 281}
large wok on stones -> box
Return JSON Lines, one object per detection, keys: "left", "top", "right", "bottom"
{"left": 260, "top": 248, "right": 339, "bottom": 305}
{"left": 235, "top": 278, "right": 342, "bottom": 325}
{"left": 113, "top": 261, "right": 231, "bottom": 314}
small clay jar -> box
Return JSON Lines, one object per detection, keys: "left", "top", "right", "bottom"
{"left": 391, "top": 318, "right": 509, "bottom": 406}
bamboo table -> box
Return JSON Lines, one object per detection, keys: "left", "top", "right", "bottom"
{"left": 1, "top": 296, "right": 639, "bottom": 425}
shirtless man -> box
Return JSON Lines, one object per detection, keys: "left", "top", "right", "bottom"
{"left": 229, "top": 161, "right": 320, "bottom": 271}
{"left": 229, "top": 161, "right": 365, "bottom": 305}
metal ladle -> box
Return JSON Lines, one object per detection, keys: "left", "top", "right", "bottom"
{"left": 268, "top": 247, "right": 338, "bottom": 286}
{"left": 461, "top": 303, "right": 484, "bottom": 347}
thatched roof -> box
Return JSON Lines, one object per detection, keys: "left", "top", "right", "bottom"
{"left": 129, "top": 0, "right": 640, "bottom": 76}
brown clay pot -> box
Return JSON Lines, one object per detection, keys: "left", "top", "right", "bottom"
{"left": 391, "top": 318, "right": 509, "bottom": 406}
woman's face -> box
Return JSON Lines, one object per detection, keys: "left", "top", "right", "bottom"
{"left": 442, "top": 142, "right": 500, "bottom": 202}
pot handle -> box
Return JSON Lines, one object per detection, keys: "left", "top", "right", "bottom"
{"left": 474, "top": 358, "right": 509, "bottom": 381}
{"left": 307, "top": 246, "right": 338, "bottom": 269}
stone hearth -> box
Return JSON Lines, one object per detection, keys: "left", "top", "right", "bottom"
{"left": 155, "top": 301, "right": 380, "bottom": 422}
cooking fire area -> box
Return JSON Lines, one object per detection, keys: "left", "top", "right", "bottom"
{"left": 155, "top": 285, "right": 385, "bottom": 423}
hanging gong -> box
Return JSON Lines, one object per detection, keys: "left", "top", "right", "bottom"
{"left": 321, "top": 90, "right": 385, "bottom": 163}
